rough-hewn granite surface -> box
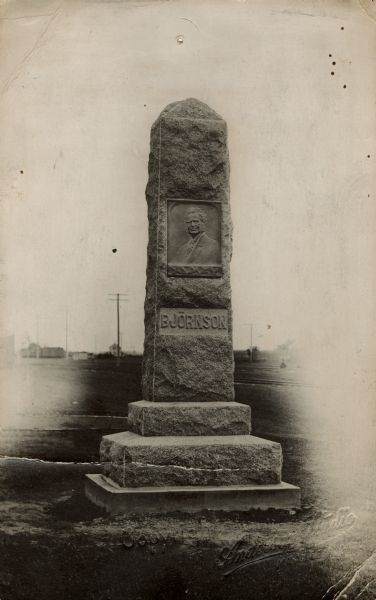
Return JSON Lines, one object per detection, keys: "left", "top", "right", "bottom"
{"left": 142, "top": 98, "right": 234, "bottom": 403}
{"left": 101, "top": 432, "right": 281, "bottom": 488}
{"left": 127, "top": 401, "right": 250, "bottom": 436}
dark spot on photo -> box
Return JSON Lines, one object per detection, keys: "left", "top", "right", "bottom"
{"left": 112, "top": 248, "right": 117, "bottom": 253}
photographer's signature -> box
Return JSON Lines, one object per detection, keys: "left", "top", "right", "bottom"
{"left": 218, "top": 542, "right": 292, "bottom": 577}
{"left": 120, "top": 506, "right": 358, "bottom": 574}
{"left": 217, "top": 506, "right": 358, "bottom": 577}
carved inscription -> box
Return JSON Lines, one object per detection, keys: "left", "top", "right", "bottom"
{"left": 159, "top": 308, "right": 228, "bottom": 337}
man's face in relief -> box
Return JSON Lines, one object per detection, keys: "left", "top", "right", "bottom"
{"left": 186, "top": 212, "right": 205, "bottom": 237}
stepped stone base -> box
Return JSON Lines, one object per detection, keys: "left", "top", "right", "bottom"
{"left": 100, "top": 431, "right": 282, "bottom": 487}
{"left": 85, "top": 474, "right": 301, "bottom": 514}
{"left": 127, "top": 401, "right": 250, "bottom": 436}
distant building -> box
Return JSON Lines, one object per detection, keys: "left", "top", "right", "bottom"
{"left": 234, "top": 350, "right": 250, "bottom": 363}
{"left": 20, "top": 342, "right": 41, "bottom": 358}
{"left": 71, "top": 351, "right": 89, "bottom": 360}
{"left": 40, "top": 346, "right": 65, "bottom": 358}
{"left": 21, "top": 344, "right": 65, "bottom": 359}
{"left": 233, "top": 348, "right": 270, "bottom": 364}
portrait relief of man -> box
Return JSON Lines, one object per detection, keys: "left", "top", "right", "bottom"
{"left": 171, "top": 206, "right": 221, "bottom": 266}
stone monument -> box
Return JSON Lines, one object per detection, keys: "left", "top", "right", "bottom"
{"left": 85, "top": 98, "right": 300, "bottom": 513}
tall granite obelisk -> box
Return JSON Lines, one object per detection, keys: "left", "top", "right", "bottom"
{"left": 85, "top": 99, "right": 300, "bottom": 513}
{"left": 142, "top": 98, "right": 233, "bottom": 405}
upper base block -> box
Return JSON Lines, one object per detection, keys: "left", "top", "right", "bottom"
{"left": 128, "top": 400, "right": 251, "bottom": 436}
{"left": 85, "top": 474, "right": 301, "bottom": 514}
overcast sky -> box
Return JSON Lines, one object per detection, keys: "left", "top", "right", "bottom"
{"left": 0, "top": 0, "right": 375, "bottom": 370}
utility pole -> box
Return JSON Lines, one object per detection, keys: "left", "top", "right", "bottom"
{"left": 36, "top": 317, "right": 40, "bottom": 359}
{"left": 244, "top": 323, "right": 254, "bottom": 362}
{"left": 108, "top": 293, "right": 128, "bottom": 367}
{"left": 65, "top": 309, "right": 69, "bottom": 359}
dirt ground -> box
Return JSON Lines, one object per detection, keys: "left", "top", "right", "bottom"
{"left": 0, "top": 360, "right": 375, "bottom": 599}
{"left": 0, "top": 458, "right": 375, "bottom": 600}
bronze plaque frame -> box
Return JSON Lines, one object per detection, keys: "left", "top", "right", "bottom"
{"left": 167, "top": 199, "right": 222, "bottom": 278}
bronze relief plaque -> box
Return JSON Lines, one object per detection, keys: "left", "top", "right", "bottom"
{"left": 167, "top": 200, "right": 222, "bottom": 277}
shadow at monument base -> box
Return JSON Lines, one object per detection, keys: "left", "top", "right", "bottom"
{"left": 0, "top": 531, "right": 332, "bottom": 600}
{"left": 1, "top": 457, "right": 374, "bottom": 600}
{"left": 137, "top": 552, "right": 330, "bottom": 600}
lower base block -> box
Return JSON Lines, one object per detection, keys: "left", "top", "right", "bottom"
{"left": 85, "top": 474, "right": 301, "bottom": 515}
{"left": 101, "top": 432, "right": 282, "bottom": 486}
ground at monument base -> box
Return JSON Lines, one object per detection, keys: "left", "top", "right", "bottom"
{"left": 1, "top": 445, "right": 375, "bottom": 600}
{"left": 85, "top": 473, "right": 301, "bottom": 515}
